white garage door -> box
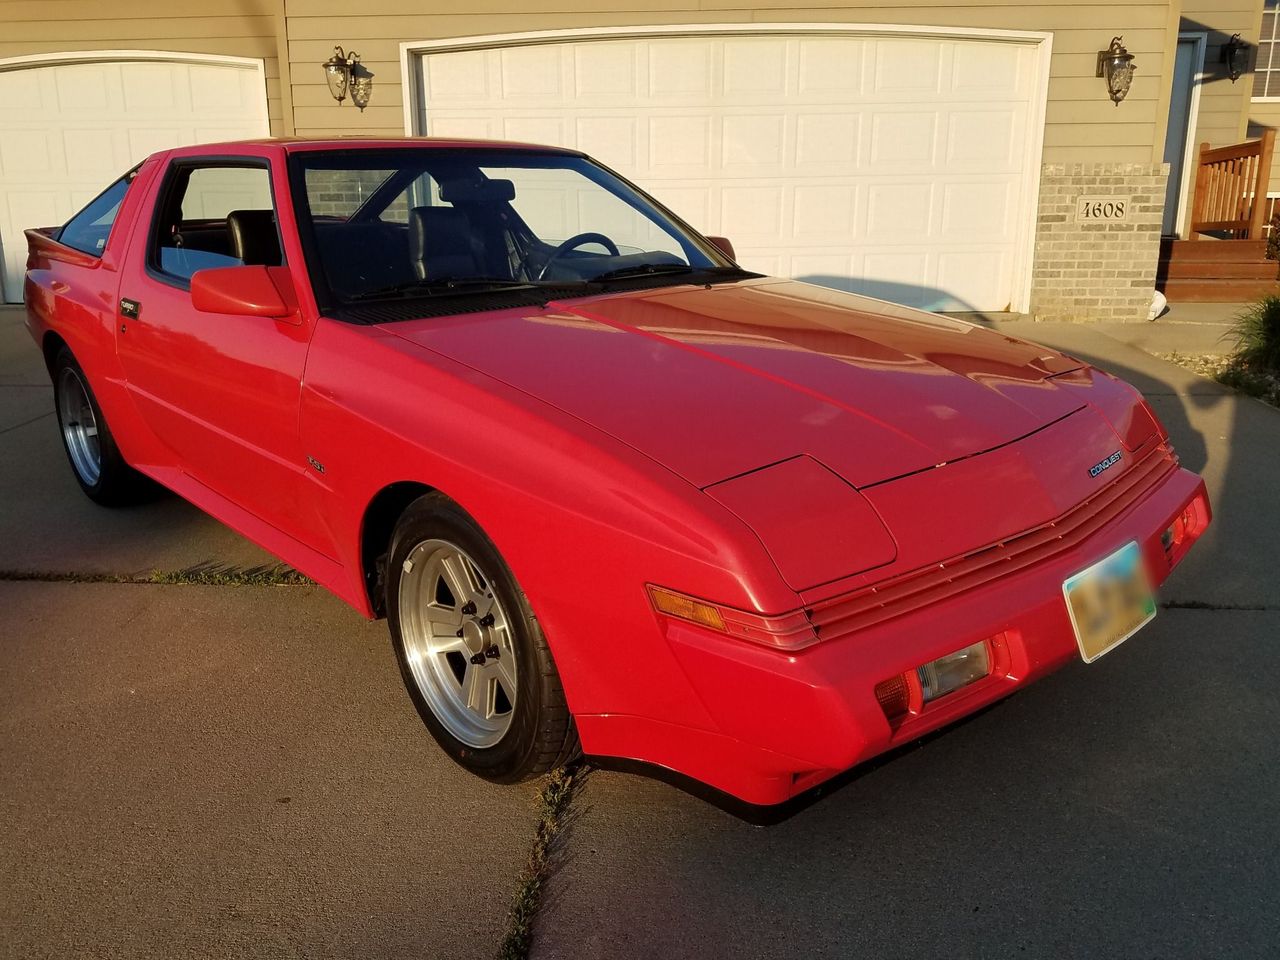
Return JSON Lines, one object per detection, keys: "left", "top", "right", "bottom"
{"left": 414, "top": 30, "right": 1046, "bottom": 312}
{"left": 0, "top": 55, "right": 269, "bottom": 302}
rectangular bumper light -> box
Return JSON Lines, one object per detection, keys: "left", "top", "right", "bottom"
{"left": 874, "top": 639, "right": 993, "bottom": 723}
{"left": 917, "top": 640, "right": 990, "bottom": 703}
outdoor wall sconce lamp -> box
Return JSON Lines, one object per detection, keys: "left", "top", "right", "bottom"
{"left": 1097, "top": 36, "right": 1136, "bottom": 106}
{"left": 1221, "top": 34, "right": 1249, "bottom": 83}
{"left": 322, "top": 46, "right": 373, "bottom": 110}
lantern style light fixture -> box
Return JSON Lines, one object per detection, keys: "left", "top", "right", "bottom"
{"left": 1097, "top": 36, "right": 1137, "bottom": 106}
{"left": 322, "top": 46, "right": 373, "bottom": 110}
{"left": 1221, "top": 33, "right": 1249, "bottom": 83}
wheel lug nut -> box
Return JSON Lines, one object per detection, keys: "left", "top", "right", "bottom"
{"left": 483, "top": 645, "right": 499, "bottom": 660}
{"left": 456, "top": 628, "right": 464, "bottom": 638}
{"left": 478, "top": 613, "right": 495, "bottom": 628}
{"left": 460, "top": 601, "right": 477, "bottom": 616}
{"left": 469, "top": 652, "right": 486, "bottom": 665}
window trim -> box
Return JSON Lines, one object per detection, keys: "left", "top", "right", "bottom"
{"left": 1254, "top": 3, "right": 1280, "bottom": 101}
{"left": 145, "top": 155, "right": 283, "bottom": 292}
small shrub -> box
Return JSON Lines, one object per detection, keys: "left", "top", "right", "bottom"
{"left": 1230, "top": 295, "right": 1280, "bottom": 372}
{"left": 1268, "top": 213, "right": 1280, "bottom": 261}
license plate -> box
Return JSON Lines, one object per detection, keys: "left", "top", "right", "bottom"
{"left": 1062, "top": 541, "right": 1156, "bottom": 663}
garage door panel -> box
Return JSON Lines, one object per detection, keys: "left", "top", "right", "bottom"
{"left": 937, "top": 249, "right": 1012, "bottom": 310}
{"left": 871, "top": 39, "right": 945, "bottom": 95}
{"left": 500, "top": 45, "right": 563, "bottom": 99}
{"left": 574, "top": 43, "right": 637, "bottom": 98}
{"left": 946, "top": 109, "right": 1025, "bottom": 169}
{"left": 723, "top": 38, "right": 788, "bottom": 95}
{"left": 868, "top": 111, "right": 939, "bottom": 169}
{"left": 0, "top": 129, "right": 54, "bottom": 176}
{"left": 63, "top": 129, "right": 118, "bottom": 177}
{"left": 866, "top": 182, "right": 935, "bottom": 240}
{"left": 425, "top": 52, "right": 488, "bottom": 101}
{"left": 793, "top": 184, "right": 856, "bottom": 240}
{"left": 648, "top": 42, "right": 714, "bottom": 98}
{"left": 795, "top": 113, "right": 860, "bottom": 170}
{"left": 54, "top": 64, "right": 113, "bottom": 112}
{"left": 721, "top": 185, "right": 785, "bottom": 239}
{"left": 941, "top": 181, "right": 1016, "bottom": 240}
{"left": 0, "top": 57, "right": 268, "bottom": 301}
{"left": 952, "top": 41, "right": 1030, "bottom": 97}
{"left": 123, "top": 64, "right": 179, "bottom": 111}
{"left": 722, "top": 114, "right": 786, "bottom": 170}
{"left": 797, "top": 38, "right": 864, "bottom": 96}
{"left": 648, "top": 115, "right": 713, "bottom": 172}
{"left": 416, "top": 31, "right": 1042, "bottom": 312}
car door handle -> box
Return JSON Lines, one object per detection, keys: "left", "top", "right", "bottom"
{"left": 119, "top": 298, "right": 141, "bottom": 320}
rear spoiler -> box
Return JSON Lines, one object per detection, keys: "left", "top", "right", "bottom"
{"left": 25, "top": 226, "right": 100, "bottom": 269}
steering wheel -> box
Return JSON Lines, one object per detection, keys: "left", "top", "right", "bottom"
{"left": 536, "top": 232, "right": 620, "bottom": 280}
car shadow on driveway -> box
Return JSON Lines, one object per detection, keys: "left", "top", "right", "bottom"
{"left": 532, "top": 334, "right": 1280, "bottom": 960}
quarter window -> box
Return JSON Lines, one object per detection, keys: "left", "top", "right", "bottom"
{"left": 58, "top": 174, "right": 133, "bottom": 257}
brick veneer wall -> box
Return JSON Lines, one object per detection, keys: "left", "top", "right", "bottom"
{"left": 303, "top": 169, "right": 408, "bottom": 219}
{"left": 1030, "top": 162, "right": 1168, "bottom": 322}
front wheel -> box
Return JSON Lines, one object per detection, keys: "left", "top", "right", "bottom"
{"left": 386, "top": 493, "right": 579, "bottom": 782}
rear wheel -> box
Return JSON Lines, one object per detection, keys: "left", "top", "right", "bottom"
{"left": 386, "top": 493, "right": 579, "bottom": 782}
{"left": 53, "top": 347, "right": 148, "bottom": 506}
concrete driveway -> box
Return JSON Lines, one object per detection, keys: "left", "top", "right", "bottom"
{"left": 3, "top": 307, "right": 1278, "bottom": 959}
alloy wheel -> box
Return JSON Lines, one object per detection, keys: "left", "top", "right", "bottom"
{"left": 397, "top": 538, "right": 518, "bottom": 748}
{"left": 57, "top": 366, "right": 102, "bottom": 486}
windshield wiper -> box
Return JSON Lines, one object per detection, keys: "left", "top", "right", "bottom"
{"left": 589, "top": 263, "right": 697, "bottom": 283}
{"left": 589, "top": 264, "right": 752, "bottom": 284}
{"left": 346, "top": 276, "right": 591, "bottom": 302}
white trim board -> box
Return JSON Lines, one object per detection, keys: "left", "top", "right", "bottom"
{"left": 1170, "top": 33, "right": 1208, "bottom": 239}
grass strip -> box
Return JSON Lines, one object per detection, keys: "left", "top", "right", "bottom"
{"left": 497, "top": 764, "right": 587, "bottom": 960}
{"left": 0, "top": 564, "right": 311, "bottom": 587}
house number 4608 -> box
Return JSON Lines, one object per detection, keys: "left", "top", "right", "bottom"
{"left": 1076, "top": 196, "right": 1128, "bottom": 221}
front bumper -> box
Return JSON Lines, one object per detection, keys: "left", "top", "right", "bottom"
{"left": 577, "top": 462, "right": 1210, "bottom": 806}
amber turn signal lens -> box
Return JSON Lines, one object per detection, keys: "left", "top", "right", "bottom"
{"left": 648, "top": 586, "right": 727, "bottom": 632}
{"left": 874, "top": 673, "right": 911, "bottom": 720}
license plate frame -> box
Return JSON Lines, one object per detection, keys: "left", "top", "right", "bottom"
{"left": 1062, "top": 540, "right": 1157, "bottom": 663}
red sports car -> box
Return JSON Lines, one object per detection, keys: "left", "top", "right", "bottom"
{"left": 23, "top": 139, "right": 1209, "bottom": 807}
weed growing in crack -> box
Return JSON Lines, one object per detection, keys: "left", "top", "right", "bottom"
{"left": 497, "top": 764, "right": 587, "bottom": 960}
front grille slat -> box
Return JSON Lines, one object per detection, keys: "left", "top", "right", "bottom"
{"left": 810, "top": 444, "right": 1177, "bottom": 641}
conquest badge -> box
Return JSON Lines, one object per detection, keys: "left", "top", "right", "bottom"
{"left": 1089, "top": 450, "right": 1122, "bottom": 478}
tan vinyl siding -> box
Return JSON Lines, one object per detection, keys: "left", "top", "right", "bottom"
{"left": 0, "top": 2, "right": 288, "bottom": 136}
{"left": 283, "top": 0, "right": 1177, "bottom": 166}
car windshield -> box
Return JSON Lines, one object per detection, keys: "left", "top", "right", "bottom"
{"left": 290, "top": 147, "right": 743, "bottom": 304}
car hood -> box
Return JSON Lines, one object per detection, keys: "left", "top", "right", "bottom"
{"left": 386, "top": 278, "right": 1089, "bottom": 488}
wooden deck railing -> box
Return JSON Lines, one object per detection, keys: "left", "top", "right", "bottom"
{"left": 1190, "top": 129, "right": 1275, "bottom": 239}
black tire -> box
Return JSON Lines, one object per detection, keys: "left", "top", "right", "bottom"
{"left": 386, "top": 492, "right": 580, "bottom": 783}
{"left": 52, "top": 346, "right": 151, "bottom": 506}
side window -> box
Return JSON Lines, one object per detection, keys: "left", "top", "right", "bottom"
{"left": 59, "top": 175, "right": 133, "bottom": 257}
{"left": 151, "top": 163, "right": 282, "bottom": 283}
